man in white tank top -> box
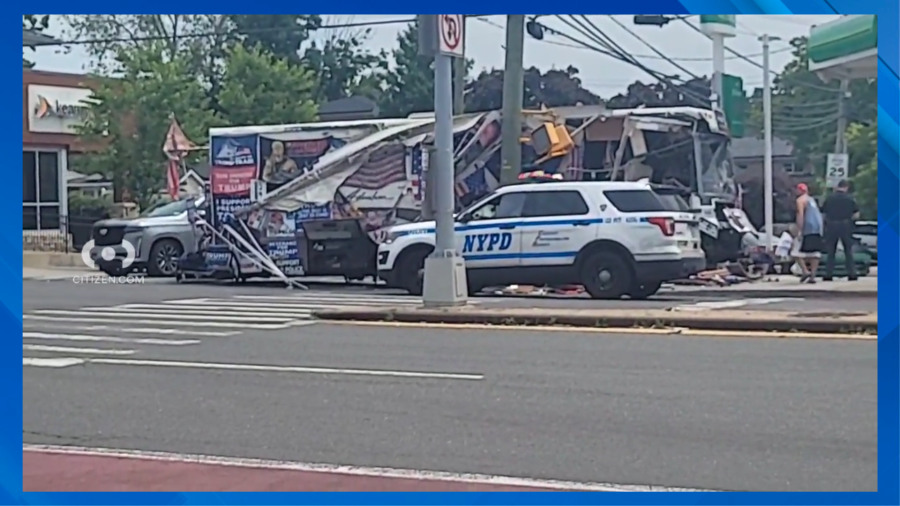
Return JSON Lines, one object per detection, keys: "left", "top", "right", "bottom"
{"left": 794, "top": 183, "right": 824, "bottom": 283}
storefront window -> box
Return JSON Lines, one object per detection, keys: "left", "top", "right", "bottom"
{"left": 23, "top": 149, "right": 61, "bottom": 230}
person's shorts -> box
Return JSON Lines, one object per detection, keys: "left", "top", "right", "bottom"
{"left": 794, "top": 234, "right": 823, "bottom": 258}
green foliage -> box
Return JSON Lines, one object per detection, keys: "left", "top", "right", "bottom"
{"left": 22, "top": 15, "right": 50, "bottom": 68}
{"left": 747, "top": 37, "right": 877, "bottom": 165}
{"left": 380, "top": 24, "right": 440, "bottom": 118}
{"left": 74, "top": 43, "right": 218, "bottom": 209}
{"left": 216, "top": 44, "right": 318, "bottom": 126}
{"left": 68, "top": 192, "right": 114, "bottom": 218}
{"left": 227, "top": 15, "right": 322, "bottom": 65}
{"left": 743, "top": 36, "right": 877, "bottom": 214}
{"left": 606, "top": 76, "right": 711, "bottom": 109}
{"left": 465, "top": 66, "right": 601, "bottom": 112}
{"left": 847, "top": 123, "right": 877, "bottom": 219}
{"left": 380, "top": 23, "right": 473, "bottom": 118}
{"left": 304, "top": 28, "right": 389, "bottom": 104}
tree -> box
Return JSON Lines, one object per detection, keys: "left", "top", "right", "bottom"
{"left": 465, "top": 66, "right": 602, "bottom": 112}
{"left": 75, "top": 43, "right": 218, "bottom": 208}
{"left": 606, "top": 76, "right": 711, "bottom": 109}
{"left": 303, "top": 24, "right": 389, "bottom": 104}
{"left": 216, "top": 44, "right": 318, "bottom": 126}
{"left": 380, "top": 23, "right": 471, "bottom": 118}
{"left": 63, "top": 15, "right": 383, "bottom": 110}
{"left": 227, "top": 15, "right": 321, "bottom": 65}
{"left": 746, "top": 37, "right": 877, "bottom": 165}
{"left": 22, "top": 15, "right": 50, "bottom": 68}
{"left": 846, "top": 123, "right": 877, "bottom": 219}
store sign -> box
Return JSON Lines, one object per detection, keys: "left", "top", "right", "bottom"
{"left": 27, "top": 85, "right": 92, "bottom": 134}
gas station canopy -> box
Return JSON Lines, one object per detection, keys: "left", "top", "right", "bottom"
{"left": 808, "top": 15, "right": 877, "bottom": 81}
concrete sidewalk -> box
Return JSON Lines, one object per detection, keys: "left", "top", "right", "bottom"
{"left": 23, "top": 251, "right": 84, "bottom": 269}
{"left": 665, "top": 273, "right": 877, "bottom": 299}
{"left": 313, "top": 306, "right": 877, "bottom": 335}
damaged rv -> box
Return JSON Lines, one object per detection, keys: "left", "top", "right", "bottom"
{"left": 205, "top": 105, "right": 752, "bottom": 282}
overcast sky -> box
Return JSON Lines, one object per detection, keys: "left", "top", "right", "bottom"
{"left": 30, "top": 15, "right": 839, "bottom": 97}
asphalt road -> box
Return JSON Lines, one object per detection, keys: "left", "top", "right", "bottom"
{"left": 23, "top": 278, "right": 877, "bottom": 315}
{"left": 23, "top": 321, "right": 877, "bottom": 492}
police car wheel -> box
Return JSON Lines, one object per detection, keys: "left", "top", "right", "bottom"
{"left": 581, "top": 251, "right": 633, "bottom": 300}
{"left": 627, "top": 281, "right": 661, "bottom": 300}
{"left": 398, "top": 248, "right": 430, "bottom": 296}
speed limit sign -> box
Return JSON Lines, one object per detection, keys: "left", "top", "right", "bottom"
{"left": 826, "top": 153, "right": 849, "bottom": 187}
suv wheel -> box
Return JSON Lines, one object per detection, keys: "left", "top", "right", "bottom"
{"left": 628, "top": 281, "right": 662, "bottom": 300}
{"left": 148, "top": 239, "right": 184, "bottom": 277}
{"left": 580, "top": 251, "right": 633, "bottom": 300}
{"left": 99, "top": 261, "right": 132, "bottom": 277}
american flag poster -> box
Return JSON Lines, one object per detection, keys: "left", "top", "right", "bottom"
{"left": 409, "top": 146, "right": 426, "bottom": 202}
{"left": 343, "top": 144, "right": 407, "bottom": 190}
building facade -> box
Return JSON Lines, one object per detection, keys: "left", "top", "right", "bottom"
{"left": 23, "top": 69, "right": 97, "bottom": 231}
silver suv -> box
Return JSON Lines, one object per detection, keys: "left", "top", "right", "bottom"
{"left": 89, "top": 197, "right": 205, "bottom": 277}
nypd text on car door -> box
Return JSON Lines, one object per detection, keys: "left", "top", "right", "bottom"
{"left": 456, "top": 192, "right": 525, "bottom": 268}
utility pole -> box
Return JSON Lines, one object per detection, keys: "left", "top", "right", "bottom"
{"left": 452, "top": 15, "right": 467, "bottom": 116}
{"left": 418, "top": 14, "right": 468, "bottom": 307}
{"left": 835, "top": 79, "right": 850, "bottom": 154}
{"left": 499, "top": 15, "right": 525, "bottom": 186}
{"left": 761, "top": 34, "right": 775, "bottom": 252}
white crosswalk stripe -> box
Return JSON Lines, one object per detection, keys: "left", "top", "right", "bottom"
{"left": 22, "top": 292, "right": 446, "bottom": 366}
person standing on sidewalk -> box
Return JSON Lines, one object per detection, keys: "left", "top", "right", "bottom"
{"left": 821, "top": 179, "right": 859, "bottom": 281}
{"left": 794, "top": 183, "right": 824, "bottom": 283}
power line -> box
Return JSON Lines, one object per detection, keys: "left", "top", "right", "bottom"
{"left": 30, "top": 17, "right": 415, "bottom": 47}
{"left": 473, "top": 16, "right": 791, "bottom": 61}
{"left": 678, "top": 17, "right": 840, "bottom": 94}
{"left": 548, "top": 15, "right": 711, "bottom": 107}
{"left": 607, "top": 15, "right": 701, "bottom": 80}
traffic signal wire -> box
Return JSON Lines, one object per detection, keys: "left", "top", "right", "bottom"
{"left": 547, "top": 15, "right": 712, "bottom": 108}
{"left": 27, "top": 17, "right": 416, "bottom": 47}
{"left": 677, "top": 17, "right": 842, "bottom": 94}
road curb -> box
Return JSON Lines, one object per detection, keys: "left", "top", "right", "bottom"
{"left": 660, "top": 289, "right": 876, "bottom": 300}
{"left": 313, "top": 309, "right": 877, "bottom": 335}
{"left": 23, "top": 252, "right": 84, "bottom": 269}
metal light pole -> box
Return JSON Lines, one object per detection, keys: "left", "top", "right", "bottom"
{"left": 499, "top": 15, "right": 526, "bottom": 186}
{"left": 761, "top": 34, "right": 777, "bottom": 252}
{"left": 418, "top": 14, "right": 469, "bottom": 307}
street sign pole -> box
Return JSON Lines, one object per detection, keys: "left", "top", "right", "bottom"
{"left": 419, "top": 14, "right": 468, "bottom": 308}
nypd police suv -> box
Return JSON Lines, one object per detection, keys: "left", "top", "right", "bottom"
{"left": 377, "top": 180, "right": 705, "bottom": 299}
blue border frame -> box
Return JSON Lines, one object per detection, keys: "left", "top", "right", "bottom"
{"left": 12, "top": 3, "right": 897, "bottom": 504}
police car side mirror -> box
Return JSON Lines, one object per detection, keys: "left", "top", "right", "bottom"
{"left": 457, "top": 213, "right": 471, "bottom": 224}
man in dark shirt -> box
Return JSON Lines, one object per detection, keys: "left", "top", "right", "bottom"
{"left": 821, "top": 179, "right": 859, "bottom": 280}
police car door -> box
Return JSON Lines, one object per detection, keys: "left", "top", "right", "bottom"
{"left": 518, "top": 189, "right": 593, "bottom": 267}
{"left": 457, "top": 192, "right": 526, "bottom": 269}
